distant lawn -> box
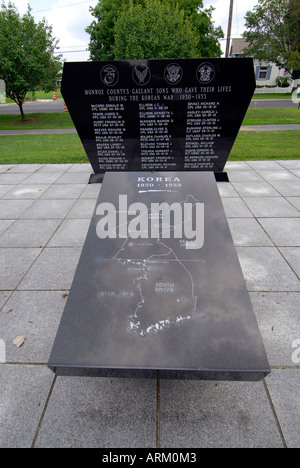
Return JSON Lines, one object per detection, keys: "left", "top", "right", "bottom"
{"left": 242, "top": 107, "right": 300, "bottom": 126}
{"left": 230, "top": 130, "right": 300, "bottom": 160}
{"left": 252, "top": 93, "right": 292, "bottom": 100}
{"left": 3, "top": 89, "right": 63, "bottom": 103}
{"left": 0, "top": 133, "right": 88, "bottom": 164}
{"left": 0, "top": 131, "right": 299, "bottom": 164}
{"left": 0, "top": 112, "right": 74, "bottom": 129}
{"left": 26, "top": 90, "right": 63, "bottom": 100}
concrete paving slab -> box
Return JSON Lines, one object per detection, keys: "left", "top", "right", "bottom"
{"left": 278, "top": 160, "right": 300, "bottom": 170}
{"left": 279, "top": 247, "right": 300, "bottom": 277}
{"left": 79, "top": 183, "right": 102, "bottom": 199}
{"left": 287, "top": 198, "right": 300, "bottom": 211}
{"left": 0, "top": 219, "right": 61, "bottom": 247}
{"left": 6, "top": 164, "right": 44, "bottom": 173}
{"left": 159, "top": 380, "right": 283, "bottom": 448}
{"left": 0, "top": 199, "right": 34, "bottom": 219}
{"left": 55, "top": 172, "right": 90, "bottom": 184}
{"left": 232, "top": 181, "right": 281, "bottom": 198}
{"left": 2, "top": 184, "right": 50, "bottom": 200}
{"left": 217, "top": 182, "right": 239, "bottom": 198}
{"left": 0, "top": 291, "right": 12, "bottom": 309}
{"left": 236, "top": 247, "right": 300, "bottom": 291}
{"left": 0, "top": 248, "right": 41, "bottom": 289}
{"left": 0, "top": 173, "right": 30, "bottom": 185}
{"left": 37, "top": 164, "right": 72, "bottom": 173}
{"left": 0, "top": 219, "right": 14, "bottom": 235}
{"left": 266, "top": 370, "right": 300, "bottom": 448}
{"left": 18, "top": 247, "right": 82, "bottom": 291}
{"left": 258, "top": 218, "right": 300, "bottom": 246}
{"left": 21, "top": 199, "right": 75, "bottom": 219}
{"left": 0, "top": 165, "right": 16, "bottom": 173}
{"left": 35, "top": 377, "right": 157, "bottom": 448}
{"left": 47, "top": 219, "right": 90, "bottom": 247}
{"left": 250, "top": 292, "right": 300, "bottom": 367}
{"left": 66, "top": 198, "right": 97, "bottom": 218}
{"left": 20, "top": 172, "right": 62, "bottom": 185}
{"left": 40, "top": 184, "right": 86, "bottom": 199}
{"left": 227, "top": 170, "right": 264, "bottom": 182}
{"left": 258, "top": 170, "right": 300, "bottom": 182}
{"left": 221, "top": 198, "right": 253, "bottom": 217}
{"left": 0, "top": 291, "right": 66, "bottom": 363}
{"left": 291, "top": 169, "right": 300, "bottom": 178}
{"left": 228, "top": 218, "right": 274, "bottom": 247}
{"left": 0, "top": 364, "right": 54, "bottom": 448}
{"left": 247, "top": 161, "right": 283, "bottom": 170}
{"left": 267, "top": 181, "right": 300, "bottom": 197}
{"left": 225, "top": 161, "right": 251, "bottom": 171}
{"left": 244, "top": 197, "right": 300, "bottom": 218}
{"left": 0, "top": 185, "right": 15, "bottom": 197}
{"left": 66, "top": 163, "right": 92, "bottom": 173}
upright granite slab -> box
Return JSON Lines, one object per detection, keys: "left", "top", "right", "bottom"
{"left": 48, "top": 172, "right": 270, "bottom": 381}
{"left": 61, "top": 59, "right": 255, "bottom": 179}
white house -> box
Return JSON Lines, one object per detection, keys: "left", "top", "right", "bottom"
{"left": 0, "top": 79, "right": 5, "bottom": 104}
{"left": 229, "top": 38, "right": 293, "bottom": 92}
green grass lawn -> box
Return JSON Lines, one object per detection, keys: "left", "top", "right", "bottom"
{"left": 0, "top": 133, "right": 88, "bottom": 164}
{"left": 0, "top": 130, "right": 299, "bottom": 164}
{"left": 2, "top": 89, "right": 63, "bottom": 103}
{"left": 252, "top": 93, "right": 292, "bottom": 100}
{"left": 0, "top": 112, "right": 74, "bottom": 129}
{"left": 242, "top": 107, "right": 300, "bottom": 125}
{"left": 229, "top": 130, "right": 300, "bottom": 160}
{"left": 26, "top": 90, "right": 63, "bottom": 100}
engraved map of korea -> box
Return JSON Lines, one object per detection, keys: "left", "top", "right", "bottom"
{"left": 113, "top": 238, "right": 197, "bottom": 336}
{"left": 96, "top": 190, "right": 203, "bottom": 337}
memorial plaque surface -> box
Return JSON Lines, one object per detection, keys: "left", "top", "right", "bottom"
{"left": 61, "top": 59, "right": 255, "bottom": 176}
{"left": 48, "top": 172, "right": 270, "bottom": 381}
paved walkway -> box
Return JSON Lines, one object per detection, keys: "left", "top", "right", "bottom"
{"left": 1, "top": 124, "right": 300, "bottom": 136}
{"left": 0, "top": 161, "right": 299, "bottom": 448}
{"left": 0, "top": 129, "right": 76, "bottom": 136}
{"left": 241, "top": 124, "right": 300, "bottom": 131}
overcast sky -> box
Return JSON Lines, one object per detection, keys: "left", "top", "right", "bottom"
{"left": 8, "top": 0, "right": 259, "bottom": 61}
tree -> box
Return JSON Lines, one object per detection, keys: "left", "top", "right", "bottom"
{"left": 173, "top": 1, "right": 224, "bottom": 57}
{"left": 86, "top": 0, "right": 223, "bottom": 61}
{"left": 113, "top": 0, "right": 200, "bottom": 60}
{"left": 243, "top": 0, "right": 300, "bottom": 84}
{"left": 0, "top": 2, "right": 62, "bottom": 120}
{"left": 86, "top": 0, "right": 122, "bottom": 61}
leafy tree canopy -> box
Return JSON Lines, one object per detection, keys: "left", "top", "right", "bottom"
{"left": 0, "top": 1, "right": 62, "bottom": 120}
{"left": 243, "top": 0, "right": 300, "bottom": 81}
{"left": 86, "top": 0, "right": 224, "bottom": 60}
{"left": 113, "top": 0, "right": 200, "bottom": 59}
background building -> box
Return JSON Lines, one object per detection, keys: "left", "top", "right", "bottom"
{"left": 230, "top": 38, "right": 293, "bottom": 92}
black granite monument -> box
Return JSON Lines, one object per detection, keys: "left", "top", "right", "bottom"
{"left": 48, "top": 171, "right": 270, "bottom": 380}
{"left": 49, "top": 59, "right": 270, "bottom": 381}
{"left": 61, "top": 58, "right": 255, "bottom": 180}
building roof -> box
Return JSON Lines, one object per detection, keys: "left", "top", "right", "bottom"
{"left": 230, "top": 38, "right": 249, "bottom": 56}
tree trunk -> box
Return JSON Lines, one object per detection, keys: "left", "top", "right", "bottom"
{"left": 12, "top": 92, "right": 26, "bottom": 121}
{"left": 17, "top": 100, "right": 26, "bottom": 121}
